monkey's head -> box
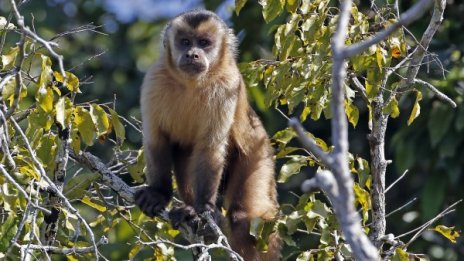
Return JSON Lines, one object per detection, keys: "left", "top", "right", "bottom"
{"left": 162, "top": 10, "right": 237, "bottom": 78}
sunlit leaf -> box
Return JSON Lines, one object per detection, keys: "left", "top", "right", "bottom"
{"left": 354, "top": 183, "right": 370, "bottom": 223}
{"left": 37, "top": 88, "right": 54, "bottom": 113}
{"left": 109, "top": 108, "right": 125, "bottom": 145}
{"left": 38, "top": 54, "right": 53, "bottom": 90}
{"left": 433, "top": 225, "right": 460, "bottom": 243}
{"left": 345, "top": 101, "right": 359, "bottom": 127}
{"left": 1, "top": 46, "right": 19, "bottom": 70}
{"left": 53, "top": 71, "right": 81, "bottom": 93}
{"left": 74, "top": 107, "right": 95, "bottom": 146}
{"left": 383, "top": 97, "right": 400, "bottom": 118}
{"left": 286, "top": 0, "right": 299, "bottom": 13}
{"left": 278, "top": 155, "right": 307, "bottom": 183}
{"left": 81, "top": 196, "right": 107, "bottom": 212}
{"left": 261, "top": 0, "right": 285, "bottom": 23}
{"left": 128, "top": 149, "right": 146, "bottom": 183}
{"left": 407, "top": 91, "right": 422, "bottom": 126}
{"left": 90, "top": 104, "right": 110, "bottom": 137}
{"left": 392, "top": 248, "right": 409, "bottom": 261}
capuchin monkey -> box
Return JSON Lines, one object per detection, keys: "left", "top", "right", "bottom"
{"left": 135, "top": 9, "right": 280, "bottom": 260}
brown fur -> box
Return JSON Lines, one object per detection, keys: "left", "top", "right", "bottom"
{"left": 135, "top": 10, "right": 279, "bottom": 260}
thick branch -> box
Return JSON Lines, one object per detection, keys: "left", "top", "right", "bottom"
{"left": 69, "top": 150, "right": 135, "bottom": 203}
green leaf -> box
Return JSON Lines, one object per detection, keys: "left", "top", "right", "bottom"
{"left": 128, "top": 149, "right": 146, "bottom": 183}
{"left": 427, "top": 102, "right": 454, "bottom": 148}
{"left": 286, "top": 0, "right": 299, "bottom": 13}
{"left": 355, "top": 157, "right": 370, "bottom": 189}
{"left": 64, "top": 172, "right": 99, "bottom": 200}
{"left": 407, "top": 91, "right": 422, "bottom": 126}
{"left": 109, "top": 108, "right": 126, "bottom": 145}
{"left": 366, "top": 68, "right": 381, "bottom": 100}
{"left": 261, "top": 0, "right": 285, "bottom": 23}
{"left": 1, "top": 46, "right": 19, "bottom": 70}
{"left": 455, "top": 106, "right": 464, "bottom": 131}
{"left": 392, "top": 248, "right": 409, "bottom": 261}
{"left": 383, "top": 97, "right": 400, "bottom": 118}
{"left": 90, "top": 104, "right": 110, "bottom": 137}
{"left": 74, "top": 107, "right": 95, "bottom": 146}
{"left": 235, "top": 0, "right": 248, "bottom": 15}
{"left": 278, "top": 155, "right": 307, "bottom": 183}
{"left": 272, "top": 128, "right": 296, "bottom": 145}
{"left": 36, "top": 133, "right": 57, "bottom": 169}
{"left": 81, "top": 196, "right": 107, "bottom": 212}
{"left": 433, "top": 225, "right": 460, "bottom": 243}
{"left": 0, "top": 216, "right": 18, "bottom": 252}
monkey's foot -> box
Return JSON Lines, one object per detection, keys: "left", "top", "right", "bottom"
{"left": 134, "top": 187, "right": 170, "bottom": 217}
{"left": 169, "top": 205, "right": 200, "bottom": 229}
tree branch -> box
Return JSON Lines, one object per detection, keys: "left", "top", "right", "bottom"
{"left": 414, "top": 79, "right": 457, "bottom": 108}
{"left": 343, "top": 0, "right": 434, "bottom": 58}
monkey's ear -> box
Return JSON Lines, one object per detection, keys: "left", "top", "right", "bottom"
{"left": 161, "top": 23, "right": 172, "bottom": 49}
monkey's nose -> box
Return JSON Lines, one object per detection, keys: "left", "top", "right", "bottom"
{"left": 186, "top": 53, "right": 200, "bottom": 60}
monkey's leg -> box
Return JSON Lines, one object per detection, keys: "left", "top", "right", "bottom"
{"left": 135, "top": 132, "right": 173, "bottom": 217}
{"left": 225, "top": 145, "right": 280, "bottom": 261}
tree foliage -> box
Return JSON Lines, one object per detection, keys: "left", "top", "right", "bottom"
{"left": 0, "top": 0, "right": 462, "bottom": 260}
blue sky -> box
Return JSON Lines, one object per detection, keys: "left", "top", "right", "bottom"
{"left": 102, "top": 0, "right": 234, "bottom": 23}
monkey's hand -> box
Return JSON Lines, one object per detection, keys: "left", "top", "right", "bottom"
{"left": 134, "top": 186, "right": 170, "bottom": 217}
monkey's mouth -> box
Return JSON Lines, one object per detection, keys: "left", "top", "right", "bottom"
{"left": 179, "top": 62, "right": 206, "bottom": 74}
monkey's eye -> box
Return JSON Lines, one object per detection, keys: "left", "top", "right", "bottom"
{"left": 181, "top": 39, "right": 191, "bottom": 46}
{"left": 198, "top": 39, "right": 210, "bottom": 47}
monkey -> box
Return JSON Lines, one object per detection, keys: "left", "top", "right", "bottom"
{"left": 134, "top": 9, "right": 280, "bottom": 260}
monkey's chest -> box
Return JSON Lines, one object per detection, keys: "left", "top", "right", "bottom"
{"left": 158, "top": 90, "right": 233, "bottom": 145}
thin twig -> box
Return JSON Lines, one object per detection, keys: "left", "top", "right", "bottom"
{"left": 385, "top": 169, "right": 409, "bottom": 193}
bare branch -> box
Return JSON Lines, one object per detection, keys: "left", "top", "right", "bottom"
{"left": 400, "top": 200, "right": 462, "bottom": 246}
{"left": 403, "top": 0, "right": 447, "bottom": 87}
{"left": 69, "top": 150, "right": 136, "bottom": 203}
{"left": 16, "top": 236, "right": 108, "bottom": 255}
{"left": 350, "top": 75, "right": 368, "bottom": 103}
{"left": 9, "top": 0, "right": 66, "bottom": 77}
{"left": 414, "top": 79, "right": 457, "bottom": 108}
{"left": 343, "top": 0, "right": 434, "bottom": 58}
{"left": 288, "top": 118, "right": 333, "bottom": 167}
{"left": 385, "top": 169, "right": 409, "bottom": 193}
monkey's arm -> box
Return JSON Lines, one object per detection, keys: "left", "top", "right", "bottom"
{"left": 135, "top": 130, "right": 173, "bottom": 217}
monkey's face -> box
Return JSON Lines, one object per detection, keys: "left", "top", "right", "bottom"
{"left": 165, "top": 13, "right": 227, "bottom": 78}
{"left": 174, "top": 31, "right": 213, "bottom": 75}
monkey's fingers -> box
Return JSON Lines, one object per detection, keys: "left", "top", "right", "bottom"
{"left": 169, "top": 205, "right": 200, "bottom": 229}
{"left": 134, "top": 187, "right": 169, "bottom": 217}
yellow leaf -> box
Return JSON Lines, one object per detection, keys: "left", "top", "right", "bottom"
{"left": 74, "top": 107, "right": 95, "bottom": 146}
{"left": 392, "top": 248, "right": 409, "bottom": 261}
{"left": 407, "top": 91, "right": 422, "bottom": 126}
{"left": 433, "top": 225, "right": 460, "bottom": 243}
{"left": 90, "top": 104, "right": 110, "bottom": 137}
{"left": 81, "top": 196, "right": 107, "bottom": 212}
{"left": 54, "top": 71, "right": 81, "bottom": 93}
{"left": 109, "top": 108, "right": 125, "bottom": 145}
{"left": 37, "top": 88, "right": 54, "bottom": 113}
